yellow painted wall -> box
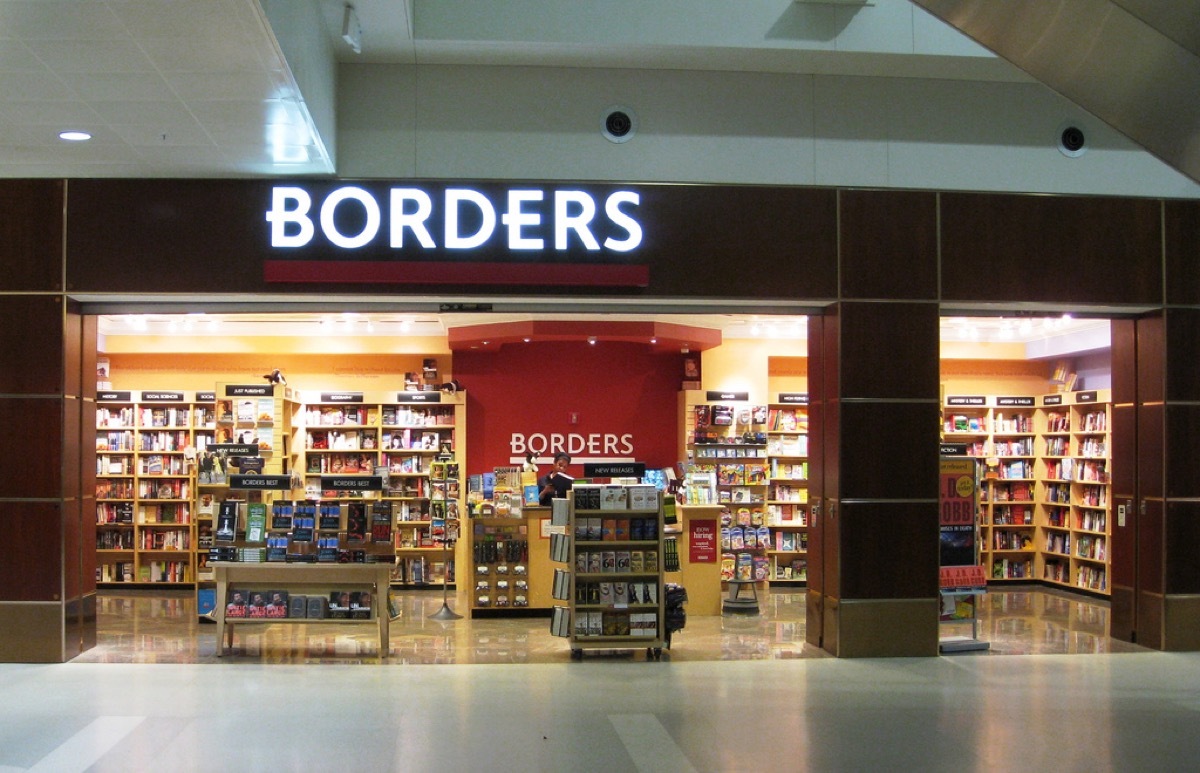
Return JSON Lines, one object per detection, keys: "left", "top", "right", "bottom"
{"left": 105, "top": 352, "right": 454, "bottom": 394}
{"left": 700, "top": 338, "right": 807, "bottom": 402}
{"left": 940, "top": 359, "right": 1053, "bottom": 397}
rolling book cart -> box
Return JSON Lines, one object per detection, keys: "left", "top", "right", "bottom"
{"left": 550, "top": 483, "right": 667, "bottom": 660}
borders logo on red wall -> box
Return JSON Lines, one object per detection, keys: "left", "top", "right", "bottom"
{"left": 454, "top": 341, "right": 681, "bottom": 476}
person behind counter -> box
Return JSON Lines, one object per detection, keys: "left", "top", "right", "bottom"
{"left": 538, "top": 452, "right": 574, "bottom": 506}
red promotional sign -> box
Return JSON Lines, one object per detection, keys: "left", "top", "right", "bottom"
{"left": 689, "top": 519, "right": 717, "bottom": 563}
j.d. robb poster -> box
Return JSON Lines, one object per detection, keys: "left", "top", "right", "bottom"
{"left": 939, "top": 457, "right": 986, "bottom": 589}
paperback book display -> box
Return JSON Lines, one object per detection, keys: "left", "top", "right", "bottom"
{"left": 553, "top": 482, "right": 668, "bottom": 660}
{"left": 224, "top": 588, "right": 369, "bottom": 620}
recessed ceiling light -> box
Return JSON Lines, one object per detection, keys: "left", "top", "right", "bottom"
{"left": 58, "top": 130, "right": 92, "bottom": 142}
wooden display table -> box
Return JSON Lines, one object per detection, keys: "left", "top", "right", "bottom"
{"left": 212, "top": 562, "right": 392, "bottom": 656}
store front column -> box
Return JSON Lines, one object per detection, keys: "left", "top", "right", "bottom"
{"left": 806, "top": 190, "right": 942, "bottom": 657}
{"left": 0, "top": 180, "right": 96, "bottom": 663}
{"left": 1126, "top": 309, "right": 1200, "bottom": 651}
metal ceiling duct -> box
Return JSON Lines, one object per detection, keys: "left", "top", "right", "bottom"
{"left": 911, "top": 0, "right": 1200, "bottom": 185}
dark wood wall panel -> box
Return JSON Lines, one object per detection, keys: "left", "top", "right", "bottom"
{"left": 838, "top": 302, "right": 939, "bottom": 399}
{"left": 63, "top": 498, "right": 83, "bottom": 601}
{"left": 1137, "top": 314, "right": 1166, "bottom": 404}
{"left": 1166, "top": 405, "right": 1200, "bottom": 499}
{"left": 838, "top": 401, "right": 940, "bottom": 500}
{"left": 1138, "top": 402, "right": 1164, "bottom": 499}
{"left": 1164, "top": 200, "right": 1200, "bottom": 305}
{"left": 1111, "top": 318, "right": 1136, "bottom": 405}
{"left": 839, "top": 190, "right": 938, "bottom": 300}
{"left": 0, "top": 399, "right": 63, "bottom": 499}
{"left": 0, "top": 502, "right": 63, "bottom": 601}
{"left": 0, "top": 180, "right": 64, "bottom": 292}
{"left": 807, "top": 314, "right": 828, "bottom": 596}
{"left": 0, "top": 296, "right": 65, "bottom": 395}
{"left": 940, "top": 193, "right": 1162, "bottom": 305}
{"left": 1110, "top": 405, "right": 1137, "bottom": 591}
{"left": 1139, "top": 498, "right": 1165, "bottom": 597}
{"left": 1165, "top": 502, "right": 1200, "bottom": 594}
{"left": 62, "top": 396, "right": 81, "bottom": 500}
{"left": 1165, "top": 308, "right": 1200, "bottom": 401}
{"left": 837, "top": 501, "right": 938, "bottom": 599}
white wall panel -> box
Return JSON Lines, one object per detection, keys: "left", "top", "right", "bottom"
{"left": 338, "top": 62, "right": 1200, "bottom": 197}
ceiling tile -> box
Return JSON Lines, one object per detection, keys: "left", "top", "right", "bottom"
{"left": 84, "top": 99, "right": 199, "bottom": 126}
{"left": 3, "top": 100, "right": 106, "bottom": 126}
{"left": 110, "top": 122, "right": 213, "bottom": 147}
{"left": 0, "top": 1, "right": 126, "bottom": 39}
{"left": 0, "top": 71, "right": 75, "bottom": 101}
{"left": 164, "top": 70, "right": 292, "bottom": 101}
{"left": 24, "top": 38, "right": 154, "bottom": 73}
{"left": 62, "top": 72, "right": 177, "bottom": 102}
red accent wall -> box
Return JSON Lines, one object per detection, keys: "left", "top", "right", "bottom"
{"left": 454, "top": 342, "right": 682, "bottom": 478}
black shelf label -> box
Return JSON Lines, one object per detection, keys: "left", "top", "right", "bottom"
{"left": 1042, "top": 395, "right": 1064, "bottom": 406}
{"left": 211, "top": 443, "right": 259, "bottom": 456}
{"left": 777, "top": 393, "right": 809, "bottom": 404}
{"left": 224, "top": 384, "right": 273, "bottom": 396}
{"left": 946, "top": 396, "right": 986, "bottom": 406}
{"left": 940, "top": 443, "right": 970, "bottom": 456}
{"left": 394, "top": 392, "right": 442, "bottom": 403}
{"left": 705, "top": 391, "right": 749, "bottom": 401}
{"left": 1077, "top": 390, "right": 1099, "bottom": 403}
{"left": 196, "top": 391, "right": 215, "bottom": 401}
{"left": 321, "top": 476, "right": 385, "bottom": 491}
{"left": 140, "top": 391, "right": 185, "bottom": 402}
{"left": 229, "top": 474, "right": 291, "bottom": 490}
{"left": 98, "top": 391, "right": 132, "bottom": 402}
{"left": 319, "top": 392, "right": 364, "bottom": 403}
{"left": 996, "top": 396, "right": 1035, "bottom": 407}
{"left": 584, "top": 462, "right": 646, "bottom": 478}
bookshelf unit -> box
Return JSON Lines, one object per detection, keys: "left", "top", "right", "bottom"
{"left": 289, "top": 390, "right": 466, "bottom": 588}
{"left": 679, "top": 391, "right": 773, "bottom": 603}
{"left": 765, "top": 395, "right": 809, "bottom": 585}
{"left": 193, "top": 382, "right": 296, "bottom": 615}
{"left": 941, "top": 391, "right": 1113, "bottom": 596}
{"left": 96, "top": 390, "right": 200, "bottom": 586}
{"left": 556, "top": 484, "right": 666, "bottom": 660}
{"left": 1035, "top": 390, "right": 1112, "bottom": 594}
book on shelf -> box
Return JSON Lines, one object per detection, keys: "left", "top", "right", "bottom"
{"left": 244, "top": 503, "right": 267, "bottom": 543}
{"left": 215, "top": 501, "right": 238, "bottom": 542}
{"left": 346, "top": 502, "right": 367, "bottom": 542}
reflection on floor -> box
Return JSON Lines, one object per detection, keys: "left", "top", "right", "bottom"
{"left": 74, "top": 584, "right": 1147, "bottom": 665}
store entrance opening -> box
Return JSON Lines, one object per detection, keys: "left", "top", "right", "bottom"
{"left": 77, "top": 307, "right": 1151, "bottom": 663}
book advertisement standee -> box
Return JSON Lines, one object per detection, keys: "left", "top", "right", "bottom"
{"left": 938, "top": 445, "right": 990, "bottom": 653}
{"left": 429, "top": 447, "right": 462, "bottom": 620}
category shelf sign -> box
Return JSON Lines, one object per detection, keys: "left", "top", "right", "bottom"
{"left": 583, "top": 462, "right": 646, "bottom": 478}
{"left": 229, "top": 474, "right": 292, "bottom": 490}
{"left": 939, "top": 457, "right": 986, "bottom": 590}
{"left": 321, "top": 476, "right": 385, "bottom": 491}
{"left": 395, "top": 392, "right": 442, "bottom": 403}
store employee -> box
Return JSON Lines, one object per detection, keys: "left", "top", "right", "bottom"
{"left": 538, "top": 452, "right": 574, "bottom": 505}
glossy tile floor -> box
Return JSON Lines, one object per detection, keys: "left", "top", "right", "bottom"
{"left": 5, "top": 587, "right": 1198, "bottom": 771}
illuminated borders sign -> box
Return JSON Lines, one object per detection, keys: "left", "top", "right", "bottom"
{"left": 263, "top": 183, "right": 650, "bottom": 287}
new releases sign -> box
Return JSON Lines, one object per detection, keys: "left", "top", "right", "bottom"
{"left": 264, "top": 183, "right": 650, "bottom": 287}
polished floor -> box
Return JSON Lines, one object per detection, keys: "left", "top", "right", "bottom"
{"left": 5, "top": 587, "right": 1198, "bottom": 771}
{"left": 72, "top": 585, "right": 1145, "bottom": 664}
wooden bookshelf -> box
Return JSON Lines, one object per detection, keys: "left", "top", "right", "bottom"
{"left": 765, "top": 395, "right": 809, "bottom": 586}
{"left": 290, "top": 389, "right": 466, "bottom": 588}
{"left": 96, "top": 390, "right": 203, "bottom": 587}
{"left": 941, "top": 391, "right": 1112, "bottom": 596}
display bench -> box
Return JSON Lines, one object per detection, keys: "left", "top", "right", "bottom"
{"left": 212, "top": 562, "right": 392, "bottom": 656}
